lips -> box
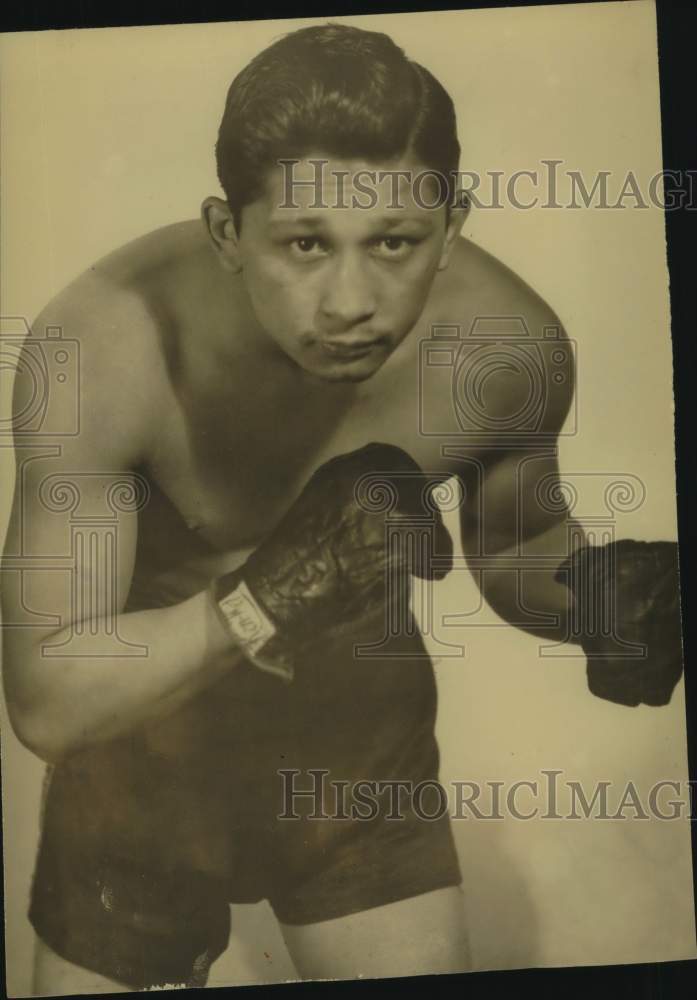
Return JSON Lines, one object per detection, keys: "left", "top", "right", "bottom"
{"left": 320, "top": 337, "right": 384, "bottom": 359}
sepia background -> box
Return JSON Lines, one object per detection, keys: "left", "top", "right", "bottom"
{"left": 1, "top": 1, "right": 694, "bottom": 994}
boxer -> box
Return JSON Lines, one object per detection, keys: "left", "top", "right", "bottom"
{"left": 1, "top": 22, "right": 683, "bottom": 992}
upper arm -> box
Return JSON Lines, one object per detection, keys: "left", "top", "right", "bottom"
{"left": 1, "top": 289, "right": 154, "bottom": 722}
{"left": 456, "top": 302, "right": 576, "bottom": 556}
{"left": 461, "top": 447, "right": 571, "bottom": 560}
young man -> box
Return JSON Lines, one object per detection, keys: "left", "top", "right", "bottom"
{"left": 1, "top": 22, "right": 682, "bottom": 993}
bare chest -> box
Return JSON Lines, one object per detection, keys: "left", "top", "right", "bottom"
{"left": 140, "top": 345, "right": 465, "bottom": 568}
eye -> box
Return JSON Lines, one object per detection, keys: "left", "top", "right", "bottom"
{"left": 372, "top": 236, "right": 420, "bottom": 260}
{"left": 289, "top": 236, "right": 328, "bottom": 258}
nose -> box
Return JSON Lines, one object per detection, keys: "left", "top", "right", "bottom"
{"left": 318, "top": 252, "right": 377, "bottom": 334}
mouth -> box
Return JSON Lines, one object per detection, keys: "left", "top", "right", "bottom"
{"left": 319, "top": 337, "right": 386, "bottom": 360}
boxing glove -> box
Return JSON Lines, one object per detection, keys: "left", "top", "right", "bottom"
{"left": 209, "top": 443, "right": 453, "bottom": 681}
{"left": 555, "top": 540, "right": 684, "bottom": 706}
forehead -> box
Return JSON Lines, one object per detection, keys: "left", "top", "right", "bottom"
{"left": 256, "top": 151, "right": 445, "bottom": 223}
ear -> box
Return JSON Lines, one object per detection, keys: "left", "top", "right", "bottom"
{"left": 437, "top": 191, "right": 470, "bottom": 271}
{"left": 201, "top": 196, "right": 243, "bottom": 273}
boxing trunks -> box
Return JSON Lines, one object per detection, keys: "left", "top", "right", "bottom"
{"left": 29, "top": 476, "right": 461, "bottom": 989}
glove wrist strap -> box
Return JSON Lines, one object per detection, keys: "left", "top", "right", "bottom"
{"left": 209, "top": 570, "right": 294, "bottom": 683}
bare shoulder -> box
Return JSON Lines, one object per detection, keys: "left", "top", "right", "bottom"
{"left": 429, "top": 237, "right": 574, "bottom": 436}
{"left": 17, "top": 222, "right": 204, "bottom": 470}
{"left": 442, "top": 237, "right": 568, "bottom": 340}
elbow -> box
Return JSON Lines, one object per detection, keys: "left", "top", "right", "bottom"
{"left": 6, "top": 700, "right": 77, "bottom": 765}
{"left": 3, "top": 651, "right": 91, "bottom": 763}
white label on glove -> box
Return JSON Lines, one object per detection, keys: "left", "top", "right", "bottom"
{"left": 217, "top": 580, "right": 277, "bottom": 656}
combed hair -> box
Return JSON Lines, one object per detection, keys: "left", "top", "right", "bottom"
{"left": 216, "top": 23, "right": 461, "bottom": 225}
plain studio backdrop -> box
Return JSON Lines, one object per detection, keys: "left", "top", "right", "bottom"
{"left": 0, "top": 2, "right": 694, "bottom": 994}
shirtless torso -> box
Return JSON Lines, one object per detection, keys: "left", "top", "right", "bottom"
{"left": 4, "top": 215, "right": 573, "bottom": 991}
{"left": 69, "top": 220, "right": 566, "bottom": 591}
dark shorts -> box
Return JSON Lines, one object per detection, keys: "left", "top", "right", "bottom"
{"left": 29, "top": 622, "right": 462, "bottom": 989}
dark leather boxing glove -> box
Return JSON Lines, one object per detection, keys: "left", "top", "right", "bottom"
{"left": 209, "top": 442, "right": 453, "bottom": 681}
{"left": 555, "top": 540, "right": 683, "bottom": 707}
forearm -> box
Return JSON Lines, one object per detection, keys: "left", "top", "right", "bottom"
{"left": 469, "top": 517, "right": 585, "bottom": 644}
{"left": 13, "top": 588, "right": 242, "bottom": 761}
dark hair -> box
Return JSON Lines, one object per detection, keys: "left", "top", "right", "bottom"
{"left": 215, "top": 22, "right": 461, "bottom": 227}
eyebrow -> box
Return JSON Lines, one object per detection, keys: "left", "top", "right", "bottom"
{"left": 266, "top": 214, "right": 433, "bottom": 231}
